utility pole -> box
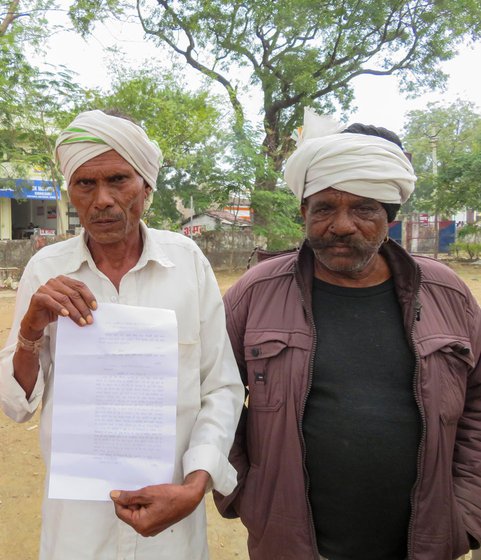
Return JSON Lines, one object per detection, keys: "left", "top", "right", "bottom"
{"left": 429, "top": 130, "right": 439, "bottom": 259}
{"left": 189, "top": 196, "right": 194, "bottom": 239}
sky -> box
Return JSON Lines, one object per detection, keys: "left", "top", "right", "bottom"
{"left": 351, "top": 43, "right": 481, "bottom": 132}
{"left": 37, "top": 6, "right": 481, "bottom": 136}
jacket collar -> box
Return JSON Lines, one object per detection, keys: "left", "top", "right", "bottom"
{"left": 380, "top": 239, "right": 421, "bottom": 328}
{"left": 295, "top": 241, "right": 315, "bottom": 312}
{"left": 295, "top": 238, "right": 421, "bottom": 328}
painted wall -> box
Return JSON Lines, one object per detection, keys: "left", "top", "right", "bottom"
{"left": 0, "top": 199, "right": 12, "bottom": 240}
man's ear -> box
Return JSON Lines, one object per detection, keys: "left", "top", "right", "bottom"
{"left": 300, "top": 201, "right": 307, "bottom": 221}
{"left": 143, "top": 183, "right": 154, "bottom": 213}
{"left": 144, "top": 182, "right": 152, "bottom": 198}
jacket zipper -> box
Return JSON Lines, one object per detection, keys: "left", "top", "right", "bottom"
{"left": 407, "top": 268, "right": 426, "bottom": 560}
{"left": 294, "top": 262, "right": 320, "bottom": 560}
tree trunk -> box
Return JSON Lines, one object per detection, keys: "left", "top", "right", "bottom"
{"left": 0, "top": 0, "right": 20, "bottom": 36}
{"left": 251, "top": 113, "right": 294, "bottom": 227}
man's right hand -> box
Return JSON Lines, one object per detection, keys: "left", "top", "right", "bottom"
{"left": 20, "top": 275, "right": 97, "bottom": 337}
{"left": 13, "top": 276, "right": 97, "bottom": 398}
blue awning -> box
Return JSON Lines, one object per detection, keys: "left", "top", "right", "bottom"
{"left": 0, "top": 179, "right": 61, "bottom": 201}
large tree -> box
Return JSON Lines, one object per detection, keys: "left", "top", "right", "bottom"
{"left": 402, "top": 100, "right": 481, "bottom": 216}
{"left": 68, "top": 0, "right": 481, "bottom": 191}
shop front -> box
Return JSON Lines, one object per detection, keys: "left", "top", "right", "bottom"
{"left": 0, "top": 179, "right": 68, "bottom": 240}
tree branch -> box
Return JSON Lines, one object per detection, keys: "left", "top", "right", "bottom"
{"left": 0, "top": 0, "right": 20, "bottom": 35}
{"left": 138, "top": 0, "right": 245, "bottom": 132}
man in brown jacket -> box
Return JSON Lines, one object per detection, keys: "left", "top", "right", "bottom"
{"left": 215, "top": 109, "right": 481, "bottom": 560}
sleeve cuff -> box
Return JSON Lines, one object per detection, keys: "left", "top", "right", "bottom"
{"left": 0, "top": 343, "right": 45, "bottom": 422}
{"left": 182, "top": 443, "right": 238, "bottom": 496}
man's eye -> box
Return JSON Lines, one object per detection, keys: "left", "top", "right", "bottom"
{"left": 355, "top": 206, "right": 377, "bottom": 215}
{"left": 314, "top": 206, "right": 332, "bottom": 214}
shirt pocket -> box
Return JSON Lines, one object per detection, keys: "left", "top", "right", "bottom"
{"left": 417, "top": 337, "right": 474, "bottom": 425}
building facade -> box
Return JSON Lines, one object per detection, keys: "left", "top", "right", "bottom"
{"left": 0, "top": 176, "right": 69, "bottom": 240}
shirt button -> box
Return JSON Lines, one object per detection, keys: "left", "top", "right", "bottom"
{"left": 251, "top": 348, "right": 260, "bottom": 357}
{"left": 110, "top": 296, "right": 118, "bottom": 302}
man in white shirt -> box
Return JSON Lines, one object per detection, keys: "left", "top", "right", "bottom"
{"left": 0, "top": 109, "right": 244, "bottom": 559}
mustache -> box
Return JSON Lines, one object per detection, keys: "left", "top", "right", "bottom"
{"left": 88, "top": 212, "right": 123, "bottom": 223}
{"left": 307, "top": 236, "right": 370, "bottom": 251}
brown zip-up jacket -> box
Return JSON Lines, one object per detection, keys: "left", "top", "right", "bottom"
{"left": 215, "top": 240, "right": 481, "bottom": 560}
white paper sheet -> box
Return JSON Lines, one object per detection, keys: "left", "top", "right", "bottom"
{"left": 48, "top": 303, "right": 178, "bottom": 501}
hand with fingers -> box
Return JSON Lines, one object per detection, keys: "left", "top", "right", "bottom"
{"left": 13, "top": 275, "right": 97, "bottom": 398}
{"left": 21, "top": 275, "right": 98, "bottom": 338}
{"left": 110, "top": 470, "right": 210, "bottom": 537}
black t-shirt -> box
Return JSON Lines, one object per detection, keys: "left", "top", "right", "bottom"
{"left": 303, "top": 277, "right": 421, "bottom": 560}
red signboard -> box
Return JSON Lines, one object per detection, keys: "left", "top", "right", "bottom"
{"left": 183, "top": 225, "right": 204, "bottom": 236}
{"left": 419, "top": 213, "right": 429, "bottom": 226}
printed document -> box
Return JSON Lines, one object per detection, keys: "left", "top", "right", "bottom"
{"left": 48, "top": 303, "right": 178, "bottom": 501}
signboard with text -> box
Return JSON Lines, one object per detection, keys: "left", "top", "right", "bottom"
{"left": 183, "top": 225, "right": 204, "bottom": 236}
{"left": 419, "top": 213, "right": 429, "bottom": 225}
{"left": 0, "top": 179, "right": 61, "bottom": 200}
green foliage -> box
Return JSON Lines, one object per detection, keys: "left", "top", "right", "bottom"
{"left": 0, "top": 0, "right": 60, "bottom": 110}
{"left": 1, "top": 3, "right": 37, "bottom": 122}
{"left": 1, "top": 0, "right": 57, "bottom": 44}
{"left": 251, "top": 189, "right": 303, "bottom": 250}
{"left": 403, "top": 100, "right": 481, "bottom": 215}
{"left": 449, "top": 223, "right": 481, "bottom": 261}
{"left": 457, "top": 223, "right": 481, "bottom": 241}
{"left": 68, "top": 0, "right": 124, "bottom": 37}
{"left": 450, "top": 241, "right": 481, "bottom": 261}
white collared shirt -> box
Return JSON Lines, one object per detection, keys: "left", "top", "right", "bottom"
{"left": 0, "top": 223, "right": 243, "bottom": 560}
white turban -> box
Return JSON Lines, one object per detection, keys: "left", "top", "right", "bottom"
{"left": 284, "top": 109, "right": 416, "bottom": 204}
{"left": 54, "top": 110, "right": 163, "bottom": 191}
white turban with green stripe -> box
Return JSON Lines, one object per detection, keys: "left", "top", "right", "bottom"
{"left": 55, "top": 110, "right": 163, "bottom": 191}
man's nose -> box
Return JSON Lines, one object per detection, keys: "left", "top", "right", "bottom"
{"left": 328, "top": 210, "right": 357, "bottom": 236}
{"left": 93, "top": 184, "right": 115, "bottom": 208}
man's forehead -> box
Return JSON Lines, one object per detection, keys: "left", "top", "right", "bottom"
{"left": 306, "top": 187, "right": 381, "bottom": 205}
{"left": 71, "top": 150, "right": 137, "bottom": 177}
{"left": 78, "top": 149, "right": 129, "bottom": 167}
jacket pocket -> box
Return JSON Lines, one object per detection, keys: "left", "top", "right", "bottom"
{"left": 244, "top": 333, "right": 287, "bottom": 411}
{"left": 243, "top": 330, "right": 311, "bottom": 411}
{"left": 417, "top": 337, "right": 474, "bottom": 425}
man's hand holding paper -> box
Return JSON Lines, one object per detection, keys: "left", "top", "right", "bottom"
{"left": 110, "top": 470, "right": 211, "bottom": 537}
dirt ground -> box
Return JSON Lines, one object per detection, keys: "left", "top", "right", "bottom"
{"left": 1, "top": 262, "right": 481, "bottom": 560}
